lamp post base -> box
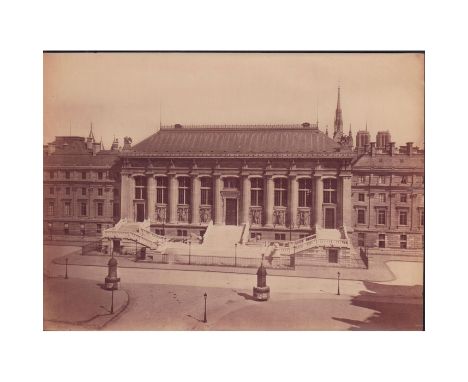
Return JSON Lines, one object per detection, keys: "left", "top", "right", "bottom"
{"left": 253, "top": 286, "right": 270, "bottom": 301}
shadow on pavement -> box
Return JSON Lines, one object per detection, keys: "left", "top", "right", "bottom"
{"left": 237, "top": 292, "right": 256, "bottom": 301}
{"left": 332, "top": 281, "right": 423, "bottom": 330}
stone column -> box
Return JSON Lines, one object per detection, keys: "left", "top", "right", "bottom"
{"left": 147, "top": 175, "right": 156, "bottom": 222}
{"left": 213, "top": 175, "right": 223, "bottom": 224}
{"left": 191, "top": 175, "right": 200, "bottom": 225}
{"left": 264, "top": 176, "right": 274, "bottom": 226}
{"left": 241, "top": 175, "right": 250, "bottom": 224}
{"left": 168, "top": 174, "right": 178, "bottom": 224}
{"left": 289, "top": 175, "right": 298, "bottom": 228}
{"left": 315, "top": 176, "right": 323, "bottom": 227}
{"left": 341, "top": 175, "right": 352, "bottom": 231}
{"left": 128, "top": 176, "right": 135, "bottom": 221}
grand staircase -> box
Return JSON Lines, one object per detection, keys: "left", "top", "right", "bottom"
{"left": 202, "top": 222, "right": 248, "bottom": 248}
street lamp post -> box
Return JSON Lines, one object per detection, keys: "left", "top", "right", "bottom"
{"left": 189, "top": 241, "right": 192, "bottom": 265}
{"left": 337, "top": 271, "right": 340, "bottom": 295}
{"left": 48, "top": 222, "right": 52, "bottom": 240}
{"left": 235, "top": 243, "right": 237, "bottom": 267}
{"left": 203, "top": 292, "right": 207, "bottom": 323}
{"left": 110, "top": 288, "right": 114, "bottom": 314}
{"left": 65, "top": 257, "right": 68, "bottom": 279}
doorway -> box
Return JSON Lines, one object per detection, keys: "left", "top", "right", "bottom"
{"left": 225, "top": 198, "right": 238, "bottom": 225}
{"left": 136, "top": 203, "right": 145, "bottom": 222}
{"left": 324, "top": 208, "right": 335, "bottom": 229}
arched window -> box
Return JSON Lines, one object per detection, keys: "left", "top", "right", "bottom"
{"left": 134, "top": 176, "right": 147, "bottom": 199}
{"left": 200, "top": 178, "right": 212, "bottom": 205}
{"left": 274, "top": 178, "right": 288, "bottom": 207}
{"left": 323, "top": 178, "right": 337, "bottom": 204}
{"left": 178, "top": 177, "right": 191, "bottom": 205}
{"left": 250, "top": 178, "right": 264, "bottom": 206}
{"left": 298, "top": 178, "right": 312, "bottom": 207}
{"left": 156, "top": 177, "right": 168, "bottom": 204}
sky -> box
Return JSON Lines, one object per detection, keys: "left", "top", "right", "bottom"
{"left": 43, "top": 52, "right": 424, "bottom": 148}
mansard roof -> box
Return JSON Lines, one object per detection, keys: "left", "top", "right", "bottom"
{"left": 131, "top": 124, "right": 353, "bottom": 158}
{"left": 353, "top": 153, "right": 424, "bottom": 171}
{"left": 44, "top": 151, "right": 120, "bottom": 167}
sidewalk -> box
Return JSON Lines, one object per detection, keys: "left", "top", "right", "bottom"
{"left": 43, "top": 275, "right": 129, "bottom": 330}
{"left": 51, "top": 251, "right": 422, "bottom": 283}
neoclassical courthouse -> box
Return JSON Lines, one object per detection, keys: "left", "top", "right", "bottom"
{"left": 44, "top": 89, "right": 424, "bottom": 254}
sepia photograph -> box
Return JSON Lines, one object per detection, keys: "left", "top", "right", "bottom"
{"left": 43, "top": 51, "right": 424, "bottom": 331}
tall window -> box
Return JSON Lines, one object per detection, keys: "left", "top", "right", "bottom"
{"left": 378, "top": 176, "right": 386, "bottom": 184}
{"left": 98, "top": 188, "right": 103, "bottom": 196}
{"left": 156, "top": 177, "right": 168, "bottom": 204}
{"left": 66, "top": 187, "right": 70, "bottom": 195}
{"left": 64, "top": 202, "right": 71, "bottom": 216}
{"left": 178, "top": 177, "right": 190, "bottom": 204}
{"left": 98, "top": 171, "right": 103, "bottom": 180}
{"left": 420, "top": 209, "right": 424, "bottom": 226}
{"left": 82, "top": 187, "right": 86, "bottom": 196}
{"left": 223, "top": 177, "right": 239, "bottom": 189}
{"left": 358, "top": 233, "right": 365, "bottom": 247}
{"left": 200, "top": 177, "right": 212, "bottom": 205}
{"left": 48, "top": 201, "right": 55, "bottom": 216}
{"left": 379, "top": 193, "right": 386, "bottom": 203}
{"left": 113, "top": 203, "right": 120, "bottom": 218}
{"left": 134, "top": 177, "right": 147, "bottom": 199}
{"left": 81, "top": 171, "right": 86, "bottom": 179}
{"left": 80, "top": 202, "right": 87, "bottom": 216}
{"left": 97, "top": 202, "right": 104, "bottom": 216}
{"left": 97, "top": 224, "right": 102, "bottom": 234}
{"left": 399, "top": 211, "right": 408, "bottom": 225}
{"left": 378, "top": 209, "right": 386, "bottom": 225}
{"left": 50, "top": 171, "right": 55, "bottom": 179}
{"left": 274, "top": 178, "right": 288, "bottom": 207}
{"left": 113, "top": 188, "right": 119, "bottom": 198}
{"left": 400, "top": 193, "right": 407, "bottom": 203}
{"left": 323, "top": 178, "right": 337, "bottom": 204}
{"left": 401, "top": 176, "right": 407, "bottom": 184}
{"left": 250, "top": 178, "right": 264, "bottom": 207}
{"left": 379, "top": 234, "right": 386, "bottom": 248}
{"left": 50, "top": 187, "right": 54, "bottom": 195}
{"left": 357, "top": 209, "right": 366, "bottom": 224}
{"left": 400, "top": 234, "right": 407, "bottom": 249}
{"left": 358, "top": 193, "right": 365, "bottom": 202}
{"left": 65, "top": 171, "right": 70, "bottom": 179}
{"left": 298, "top": 179, "right": 312, "bottom": 207}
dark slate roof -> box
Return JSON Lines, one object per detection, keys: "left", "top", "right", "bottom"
{"left": 353, "top": 153, "right": 424, "bottom": 170}
{"left": 131, "top": 125, "right": 346, "bottom": 157}
{"left": 44, "top": 151, "right": 120, "bottom": 167}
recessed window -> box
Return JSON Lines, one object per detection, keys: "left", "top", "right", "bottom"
{"left": 98, "top": 188, "right": 103, "bottom": 196}
{"left": 80, "top": 202, "right": 87, "bottom": 216}
{"left": 82, "top": 187, "right": 86, "bottom": 196}
{"left": 399, "top": 211, "right": 408, "bottom": 226}
{"left": 97, "top": 202, "right": 104, "bottom": 216}
{"left": 323, "top": 178, "right": 337, "bottom": 204}
{"left": 66, "top": 187, "right": 70, "bottom": 195}
{"left": 49, "top": 171, "right": 55, "bottom": 179}
{"left": 177, "top": 229, "right": 188, "bottom": 237}
{"left": 298, "top": 178, "right": 312, "bottom": 207}
{"left": 250, "top": 178, "right": 264, "bottom": 207}
{"left": 358, "top": 193, "right": 365, "bottom": 202}
{"left": 400, "top": 193, "right": 407, "bottom": 203}
{"left": 48, "top": 201, "right": 55, "bottom": 216}
{"left": 357, "top": 209, "right": 366, "bottom": 224}
{"left": 378, "top": 210, "right": 386, "bottom": 225}
{"left": 178, "top": 177, "right": 190, "bottom": 205}
{"left": 156, "top": 177, "right": 168, "bottom": 204}
{"left": 65, "top": 171, "right": 70, "bottom": 179}
{"left": 400, "top": 234, "right": 407, "bottom": 249}
{"left": 113, "top": 203, "right": 119, "bottom": 218}
{"left": 200, "top": 177, "right": 213, "bottom": 205}
{"left": 274, "top": 233, "right": 286, "bottom": 241}
{"left": 274, "top": 178, "right": 288, "bottom": 207}
{"left": 379, "top": 193, "right": 386, "bottom": 203}
{"left": 97, "top": 224, "right": 102, "bottom": 234}
{"left": 98, "top": 171, "right": 103, "bottom": 180}
{"left": 401, "top": 176, "right": 407, "bottom": 184}
{"left": 64, "top": 202, "right": 71, "bottom": 216}
{"left": 135, "top": 176, "right": 147, "bottom": 200}
{"left": 378, "top": 234, "right": 386, "bottom": 248}
{"left": 49, "top": 187, "right": 54, "bottom": 195}
{"left": 358, "top": 233, "right": 365, "bottom": 247}
{"left": 81, "top": 171, "right": 86, "bottom": 179}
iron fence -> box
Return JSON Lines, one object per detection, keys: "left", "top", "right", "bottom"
{"left": 170, "top": 254, "right": 293, "bottom": 269}
{"left": 81, "top": 239, "right": 104, "bottom": 256}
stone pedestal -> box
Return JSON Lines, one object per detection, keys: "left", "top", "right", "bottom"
{"left": 104, "top": 257, "right": 120, "bottom": 290}
{"left": 253, "top": 285, "right": 270, "bottom": 301}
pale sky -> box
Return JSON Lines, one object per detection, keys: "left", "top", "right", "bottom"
{"left": 43, "top": 52, "right": 424, "bottom": 148}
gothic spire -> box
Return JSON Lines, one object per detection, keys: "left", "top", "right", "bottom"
{"left": 88, "top": 122, "right": 95, "bottom": 141}
{"left": 333, "top": 86, "right": 344, "bottom": 142}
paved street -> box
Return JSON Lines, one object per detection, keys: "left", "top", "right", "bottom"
{"left": 43, "top": 245, "right": 423, "bottom": 330}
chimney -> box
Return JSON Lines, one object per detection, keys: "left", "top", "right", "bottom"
{"left": 370, "top": 142, "right": 376, "bottom": 157}
{"left": 406, "top": 142, "right": 413, "bottom": 156}
{"left": 92, "top": 142, "right": 101, "bottom": 155}
{"left": 390, "top": 142, "right": 396, "bottom": 156}
{"left": 364, "top": 143, "right": 369, "bottom": 154}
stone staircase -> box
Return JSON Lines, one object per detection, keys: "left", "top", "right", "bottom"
{"left": 202, "top": 223, "right": 246, "bottom": 248}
